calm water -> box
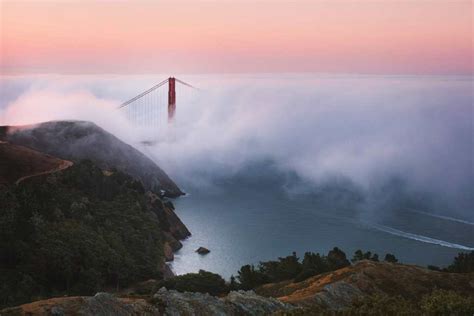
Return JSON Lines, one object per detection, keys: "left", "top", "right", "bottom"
{"left": 170, "top": 180, "right": 474, "bottom": 278}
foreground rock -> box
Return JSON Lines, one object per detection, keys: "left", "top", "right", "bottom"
{"left": 196, "top": 247, "right": 210, "bottom": 255}
{"left": 0, "top": 121, "right": 183, "bottom": 197}
{"left": 0, "top": 290, "right": 295, "bottom": 316}
{"left": 256, "top": 260, "right": 474, "bottom": 310}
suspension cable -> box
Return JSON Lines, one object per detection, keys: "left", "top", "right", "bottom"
{"left": 119, "top": 78, "right": 169, "bottom": 108}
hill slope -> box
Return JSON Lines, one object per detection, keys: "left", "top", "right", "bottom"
{"left": 0, "top": 121, "right": 182, "bottom": 197}
{"left": 256, "top": 260, "right": 474, "bottom": 309}
{"left": 0, "top": 141, "right": 72, "bottom": 185}
{"left": 0, "top": 159, "right": 190, "bottom": 308}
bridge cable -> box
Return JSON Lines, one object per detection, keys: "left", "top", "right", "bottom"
{"left": 119, "top": 78, "right": 169, "bottom": 108}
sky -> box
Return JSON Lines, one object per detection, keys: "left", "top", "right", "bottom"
{"left": 1, "top": 0, "right": 472, "bottom": 75}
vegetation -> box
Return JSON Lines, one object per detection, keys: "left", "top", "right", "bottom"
{"left": 158, "top": 270, "right": 228, "bottom": 296}
{"left": 427, "top": 251, "right": 474, "bottom": 273}
{"left": 447, "top": 251, "right": 474, "bottom": 273}
{"left": 349, "top": 290, "right": 474, "bottom": 316}
{"left": 351, "top": 249, "right": 400, "bottom": 263}
{"left": 236, "top": 247, "right": 351, "bottom": 289}
{"left": 0, "top": 160, "right": 167, "bottom": 308}
{"left": 279, "top": 290, "right": 474, "bottom": 315}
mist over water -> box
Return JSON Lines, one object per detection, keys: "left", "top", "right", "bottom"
{"left": 1, "top": 74, "right": 473, "bottom": 276}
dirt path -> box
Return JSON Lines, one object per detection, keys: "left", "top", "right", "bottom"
{"left": 15, "top": 160, "right": 74, "bottom": 185}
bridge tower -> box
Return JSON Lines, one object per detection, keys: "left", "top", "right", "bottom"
{"left": 168, "top": 77, "right": 176, "bottom": 122}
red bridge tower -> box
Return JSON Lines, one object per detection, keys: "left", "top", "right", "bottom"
{"left": 168, "top": 77, "right": 176, "bottom": 122}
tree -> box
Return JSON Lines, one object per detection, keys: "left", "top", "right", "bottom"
{"left": 352, "top": 250, "right": 364, "bottom": 263}
{"left": 160, "top": 270, "right": 228, "bottom": 296}
{"left": 327, "top": 247, "right": 350, "bottom": 270}
{"left": 352, "top": 250, "right": 381, "bottom": 263}
{"left": 448, "top": 251, "right": 474, "bottom": 273}
{"left": 384, "top": 253, "right": 398, "bottom": 263}
{"left": 237, "top": 265, "right": 267, "bottom": 290}
{"left": 229, "top": 275, "right": 239, "bottom": 291}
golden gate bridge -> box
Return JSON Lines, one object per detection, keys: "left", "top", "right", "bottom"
{"left": 119, "top": 77, "right": 198, "bottom": 129}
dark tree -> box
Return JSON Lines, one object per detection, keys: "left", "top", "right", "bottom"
{"left": 448, "top": 251, "right": 474, "bottom": 273}
{"left": 159, "top": 270, "right": 228, "bottom": 296}
{"left": 327, "top": 247, "right": 350, "bottom": 270}
{"left": 384, "top": 253, "right": 398, "bottom": 263}
{"left": 237, "top": 265, "right": 268, "bottom": 290}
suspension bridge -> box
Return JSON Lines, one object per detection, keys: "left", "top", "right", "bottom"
{"left": 119, "top": 77, "right": 198, "bottom": 131}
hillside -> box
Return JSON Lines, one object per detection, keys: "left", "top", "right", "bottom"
{"left": 0, "top": 159, "right": 190, "bottom": 309}
{"left": 2, "top": 261, "right": 473, "bottom": 315}
{"left": 0, "top": 141, "right": 72, "bottom": 185}
{"left": 256, "top": 260, "right": 474, "bottom": 309}
{"left": 0, "top": 121, "right": 183, "bottom": 197}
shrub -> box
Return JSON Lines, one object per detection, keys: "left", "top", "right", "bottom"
{"left": 448, "top": 251, "right": 474, "bottom": 273}
{"left": 384, "top": 253, "right": 398, "bottom": 263}
{"left": 159, "top": 270, "right": 228, "bottom": 296}
{"left": 348, "top": 294, "right": 418, "bottom": 315}
{"left": 327, "top": 247, "right": 350, "bottom": 270}
{"left": 237, "top": 265, "right": 268, "bottom": 290}
{"left": 420, "top": 289, "right": 474, "bottom": 315}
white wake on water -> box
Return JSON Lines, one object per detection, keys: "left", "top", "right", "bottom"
{"left": 405, "top": 208, "right": 474, "bottom": 226}
{"left": 370, "top": 223, "right": 474, "bottom": 251}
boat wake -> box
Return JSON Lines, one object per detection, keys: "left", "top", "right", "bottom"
{"left": 405, "top": 208, "right": 474, "bottom": 226}
{"left": 370, "top": 223, "right": 474, "bottom": 251}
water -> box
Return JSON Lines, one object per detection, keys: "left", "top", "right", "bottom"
{"left": 170, "top": 180, "right": 474, "bottom": 278}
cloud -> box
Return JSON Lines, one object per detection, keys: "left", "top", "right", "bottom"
{"left": 1, "top": 74, "right": 472, "bottom": 216}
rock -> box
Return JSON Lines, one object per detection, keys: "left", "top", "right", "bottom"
{"left": 153, "top": 288, "right": 295, "bottom": 315}
{"left": 161, "top": 263, "right": 175, "bottom": 280}
{"left": 163, "top": 242, "right": 174, "bottom": 262}
{"left": 196, "top": 247, "right": 210, "bottom": 255}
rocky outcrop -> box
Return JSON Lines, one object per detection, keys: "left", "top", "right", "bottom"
{"left": 196, "top": 247, "right": 210, "bottom": 255}
{"left": 0, "top": 290, "right": 295, "bottom": 316}
{"left": 146, "top": 192, "right": 191, "bottom": 251}
{"left": 0, "top": 121, "right": 183, "bottom": 197}
{"left": 152, "top": 288, "right": 295, "bottom": 315}
{"left": 256, "top": 260, "right": 474, "bottom": 310}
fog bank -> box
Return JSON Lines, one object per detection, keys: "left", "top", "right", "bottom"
{"left": 1, "top": 74, "right": 472, "bottom": 218}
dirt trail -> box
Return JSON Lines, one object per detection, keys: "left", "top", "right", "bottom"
{"left": 15, "top": 160, "right": 74, "bottom": 185}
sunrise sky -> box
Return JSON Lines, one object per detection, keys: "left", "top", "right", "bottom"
{"left": 1, "top": 0, "right": 472, "bottom": 75}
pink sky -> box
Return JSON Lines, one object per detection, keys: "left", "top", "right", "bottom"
{"left": 1, "top": 1, "right": 472, "bottom": 75}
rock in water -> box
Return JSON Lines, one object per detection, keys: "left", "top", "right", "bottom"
{"left": 196, "top": 247, "right": 210, "bottom": 255}
{"left": 0, "top": 121, "right": 183, "bottom": 197}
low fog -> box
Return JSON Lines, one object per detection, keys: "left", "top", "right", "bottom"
{"left": 1, "top": 74, "right": 472, "bottom": 219}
